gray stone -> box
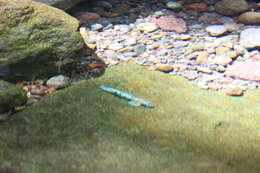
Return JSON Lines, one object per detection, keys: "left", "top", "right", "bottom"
{"left": 46, "top": 75, "right": 71, "bottom": 88}
{"left": 239, "top": 28, "right": 260, "bottom": 50}
{"left": 166, "top": 1, "right": 183, "bottom": 10}
{"left": 205, "top": 25, "right": 228, "bottom": 36}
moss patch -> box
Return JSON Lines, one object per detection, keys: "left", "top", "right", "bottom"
{"left": 0, "top": 63, "right": 260, "bottom": 173}
{"left": 0, "top": 80, "right": 27, "bottom": 113}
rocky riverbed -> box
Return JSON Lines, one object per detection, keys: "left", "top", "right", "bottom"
{"left": 69, "top": 0, "right": 260, "bottom": 94}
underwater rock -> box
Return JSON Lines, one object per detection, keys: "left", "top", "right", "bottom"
{"left": 0, "top": 80, "right": 27, "bottom": 113}
{"left": 0, "top": 0, "right": 85, "bottom": 81}
{"left": 33, "top": 0, "right": 86, "bottom": 10}
{"left": 46, "top": 75, "right": 71, "bottom": 89}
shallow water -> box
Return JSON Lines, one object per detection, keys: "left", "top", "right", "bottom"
{"left": 1, "top": 63, "right": 260, "bottom": 173}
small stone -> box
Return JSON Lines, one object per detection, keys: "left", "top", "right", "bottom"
{"left": 216, "top": 65, "right": 226, "bottom": 72}
{"left": 177, "top": 34, "right": 191, "bottom": 40}
{"left": 154, "top": 64, "right": 174, "bottom": 72}
{"left": 197, "top": 66, "right": 213, "bottom": 74}
{"left": 182, "top": 70, "right": 198, "bottom": 80}
{"left": 205, "top": 25, "right": 228, "bottom": 36}
{"left": 225, "top": 61, "right": 260, "bottom": 81}
{"left": 239, "top": 28, "right": 260, "bottom": 50}
{"left": 75, "top": 12, "right": 101, "bottom": 25}
{"left": 166, "top": 1, "right": 183, "bottom": 10}
{"left": 215, "top": 0, "right": 249, "bottom": 16}
{"left": 46, "top": 75, "right": 71, "bottom": 89}
{"left": 238, "top": 12, "right": 260, "bottom": 25}
{"left": 124, "top": 38, "right": 137, "bottom": 46}
{"left": 155, "top": 15, "right": 187, "bottom": 33}
{"left": 136, "top": 22, "right": 158, "bottom": 33}
{"left": 91, "top": 23, "right": 103, "bottom": 31}
{"left": 185, "top": 3, "right": 208, "bottom": 12}
{"left": 213, "top": 55, "right": 233, "bottom": 66}
{"left": 225, "top": 88, "right": 244, "bottom": 96}
{"left": 218, "top": 16, "right": 239, "bottom": 32}
{"left": 108, "top": 42, "right": 124, "bottom": 50}
{"left": 196, "top": 52, "right": 209, "bottom": 63}
{"left": 97, "top": 1, "right": 113, "bottom": 10}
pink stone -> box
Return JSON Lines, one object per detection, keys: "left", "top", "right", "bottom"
{"left": 154, "top": 15, "right": 187, "bottom": 33}
{"left": 225, "top": 61, "right": 260, "bottom": 81}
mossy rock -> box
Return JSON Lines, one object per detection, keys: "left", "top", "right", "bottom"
{"left": 0, "top": 0, "right": 85, "bottom": 81}
{"left": 0, "top": 80, "right": 27, "bottom": 113}
{"left": 33, "top": 0, "right": 86, "bottom": 10}
{"left": 0, "top": 63, "right": 260, "bottom": 173}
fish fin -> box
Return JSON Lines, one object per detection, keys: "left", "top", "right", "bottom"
{"left": 128, "top": 100, "right": 141, "bottom": 106}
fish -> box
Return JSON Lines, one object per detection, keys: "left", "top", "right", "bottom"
{"left": 99, "top": 85, "right": 154, "bottom": 108}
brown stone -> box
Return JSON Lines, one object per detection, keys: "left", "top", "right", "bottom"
{"left": 155, "top": 15, "right": 187, "bottom": 33}
{"left": 225, "top": 88, "right": 244, "bottom": 96}
{"left": 185, "top": 3, "right": 208, "bottom": 12}
{"left": 238, "top": 12, "right": 260, "bottom": 25}
{"left": 215, "top": 0, "right": 249, "bottom": 16}
{"left": 225, "top": 61, "right": 260, "bottom": 81}
{"left": 155, "top": 64, "right": 174, "bottom": 72}
{"left": 75, "top": 12, "right": 101, "bottom": 25}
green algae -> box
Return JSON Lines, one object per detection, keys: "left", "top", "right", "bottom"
{"left": 0, "top": 0, "right": 85, "bottom": 81}
{"left": 0, "top": 63, "right": 260, "bottom": 173}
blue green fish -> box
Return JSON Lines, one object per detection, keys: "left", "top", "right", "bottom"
{"left": 99, "top": 85, "right": 154, "bottom": 108}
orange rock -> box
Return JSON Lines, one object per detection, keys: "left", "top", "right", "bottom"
{"left": 44, "top": 87, "right": 56, "bottom": 95}
{"left": 185, "top": 3, "right": 208, "bottom": 12}
{"left": 225, "top": 88, "right": 244, "bottom": 96}
{"left": 155, "top": 64, "right": 174, "bottom": 72}
{"left": 196, "top": 52, "right": 209, "bottom": 63}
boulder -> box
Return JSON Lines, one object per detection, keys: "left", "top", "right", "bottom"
{"left": 33, "top": 0, "right": 85, "bottom": 10}
{"left": 0, "top": 80, "right": 27, "bottom": 113}
{"left": 0, "top": 0, "right": 85, "bottom": 81}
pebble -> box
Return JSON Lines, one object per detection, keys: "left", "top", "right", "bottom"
{"left": 91, "top": 23, "right": 104, "bottom": 31}
{"left": 205, "top": 25, "right": 228, "bottom": 36}
{"left": 185, "top": 3, "right": 208, "bottom": 12}
{"left": 136, "top": 22, "right": 158, "bottom": 33}
{"left": 212, "top": 55, "right": 233, "bottom": 66}
{"left": 108, "top": 42, "right": 124, "bottom": 50}
{"left": 46, "top": 75, "right": 71, "bottom": 89}
{"left": 155, "top": 15, "right": 188, "bottom": 33}
{"left": 71, "top": 0, "right": 260, "bottom": 93}
{"left": 225, "top": 88, "right": 244, "bottom": 96}
{"left": 239, "top": 28, "right": 260, "bottom": 50}
{"left": 166, "top": 1, "right": 183, "bottom": 10}
{"left": 214, "top": 0, "right": 249, "bottom": 16}
{"left": 238, "top": 12, "right": 260, "bottom": 25}
{"left": 225, "top": 61, "right": 260, "bottom": 81}
{"left": 154, "top": 64, "right": 174, "bottom": 72}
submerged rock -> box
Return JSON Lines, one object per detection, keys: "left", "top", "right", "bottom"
{"left": 0, "top": 0, "right": 85, "bottom": 81}
{"left": 239, "top": 28, "right": 260, "bottom": 50}
{"left": 33, "top": 0, "right": 85, "bottom": 10}
{"left": 215, "top": 0, "right": 249, "bottom": 16}
{"left": 238, "top": 12, "right": 260, "bottom": 25}
{"left": 46, "top": 75, "right": 71, "bottom": 89}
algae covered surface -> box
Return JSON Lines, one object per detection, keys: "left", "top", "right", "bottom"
{"left": 0, "top": 63, "right": 260, "bottom": 173}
